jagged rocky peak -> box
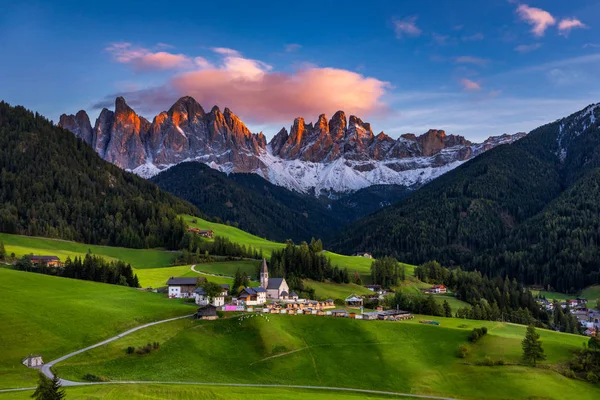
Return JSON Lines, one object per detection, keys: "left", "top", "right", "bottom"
{"left": 58, "top": 110, "right": 93, "bottom": 145}
{"left": 168, "top": 96, "right": 205, "bottom": 123}
{"left": 329, "top": 111, "right": 347, "bottom": 139}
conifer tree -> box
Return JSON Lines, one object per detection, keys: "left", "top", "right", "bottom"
{"left": 31, "top": 372, "right": 65, "bottom": 400}
{"left": 522, "top": 325, "right": 546, "bottom": 367}
{"left": 0, "top": 240, "right": 6, "bottom": 260}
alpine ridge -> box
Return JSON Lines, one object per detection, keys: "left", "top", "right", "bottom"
{"left": 60, "top": 96, "right": 525, "bottom": 195}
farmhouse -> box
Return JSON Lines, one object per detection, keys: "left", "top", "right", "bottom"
{"left": 187, "top": 228, "right": 214, "bottom": 238}
{"left": 428, "top": 284, "right": 447, "bottom": 294}
{"left": 238, "top": 287, "right": 267, "bottom": 305}
{"left": 195, "top": 304, "right": 218, "bottom": 320}
{"left": 353, "top": 252, "right": 373, "bottom": 259}
{"left": 194, "top": 287, "right": 225, "bottom": 307}
{"left": 260, "top": 259, "right": 289, "bottom": 300}
{"left": 219, "top": 284, "right": 230, "bottom": 296}
{"left": 331, "top": 309, "right": 349, "bottom": 317}
{"left": 22, "top": 355, "right": 43, "bottom": 368}
{"left": 345, "top": 294, "right": 363, "bottom": 307}
{"left": 166, "top": 277, "right": 201, "bottom": 298}
{"left": 30, "top": 255, "right": 62, "bottom": 267}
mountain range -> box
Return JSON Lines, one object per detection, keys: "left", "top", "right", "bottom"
{"left": 330, "top": 102, "right": 600, "bottom": 293}
{"left": 59, "top": 96, "right": 525, "bottom": 196}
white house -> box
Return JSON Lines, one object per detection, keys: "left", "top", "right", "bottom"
{"left": 260, "top": 259, "right": 289, "bottom": 300}
{"left": 194, "top": 287, "right": 225, "bottom": 307}
{"left": 166, "top": 277, "right": 200, "bottom": 298}
{"left": 22, "top": 355, "right": 43, "bottom": 368}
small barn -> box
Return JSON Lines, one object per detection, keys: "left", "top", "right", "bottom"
{"left": 331, "top": 309, "right": 349, "bottom": 318}
{"left": 195, "top": 304, "right": 218, "bottom": 320}
{"left": 345, "top": 294, "right": 363, "bottom": 307}
{"left": 30, "top": 255, "right": 62, "bottom": 267}
{"left": 22, "top": 355, "right": 43, "bottom": 368}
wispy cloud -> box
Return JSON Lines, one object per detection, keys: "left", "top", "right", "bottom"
{"left": 105, "top": 42, "right": 196, "bottom": 71}
{"left": 211, "top": 47, "right": 241, "bottom": 56}
{"left": 583, "top": 43, "right": 600, "bottom": 49}
{"left": 460, "top": 78, "right": 481, "bottom": 91}
{"left": 514, "top": 43, "right": 542, "bottom": 53}
{"left": 558, "top": 18, "right": 587, "bottom": 36}
{"left": 393, "top": 16, "right": 422, "bottom": 38}
{"left": 515, "top": 4, "right": 556, "bottom": 37}
{"left": 454, "top": 56, "right": 490, "bottom": 66}
{"left": 284, "top": 43, "right": 302, "bottom": 52}
{"left": 461, "top": 33, "right": 484, "bottom": 42}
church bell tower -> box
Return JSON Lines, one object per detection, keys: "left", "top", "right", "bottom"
{"left": 260, "top": 258, "right": 269, "bottom": 288}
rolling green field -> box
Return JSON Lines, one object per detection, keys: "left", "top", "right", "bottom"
{"left": 0, "top": 384, "right": 398, "bottom": 400}
{"left": 0, "top": 269, "right": 193, "bottom": 389}
{"left": 0, "top": 233, "right": 178, "bottom": 269}
{"left": 303, "top": 279, "right": 373, "bottom": 300}
{"left": 183, "top": 215, "right": 375, "bottom": 274}
{"left": 53, "top": 313, "right": 599, "bottom": 400}
{"left": 192, "top": 260, "right": 260, "bottom": 277}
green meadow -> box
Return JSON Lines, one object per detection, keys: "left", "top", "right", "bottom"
{"left": 0, "top": 384, "right": 397, "bottom": 400}
{"left": 581, "top": 285, "right": 600, "bottom": 301}
{"left": 0, "top": 233, "right": 178, "bottom": 269}
{"left": 304, "top": 279, "right": 373, "bottom": 300}
{"left": 53, "top": 313, "right": 599, "bottom": 400}
{"left": 0, "top": 269, "right": 193, "bottom": 389}
{"left": 134, "top": 263, "right": 261, "bottom": 289}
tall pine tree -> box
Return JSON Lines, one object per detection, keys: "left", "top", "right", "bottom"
{"left": 522, "top": 325, "right": 546, "bottom": 367}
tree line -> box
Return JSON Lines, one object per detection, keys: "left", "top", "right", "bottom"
{"left": 15, "top": 253, "right": 140, "bottom": 288}
{"left": 178, "top": 233, "right": 264, "bottom": 263}
{"left": 370, "top": 256, "right": 406, "bottom": 288}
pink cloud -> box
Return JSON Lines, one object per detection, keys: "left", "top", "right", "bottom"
{"left": 454, "top": 56, "right": 490, "bottom": 66}
{"left": 211, "top": 47, "right": 241, "bottom": 56}
{"left": 558, "top": 18, "right": 587, "bottom": 36}
{"left": 460, "top": 78, "right": 481, "bottom": 91}
{"left": 516, "top": 4, "right": 556, "bottom": 37}
{"left": 106, "top": 42, "right": 192, "bottom": 71}
{"left": 285, "top": 43, "right": 302, "bottom": 52}
{"left": 393, "top": 16, "right": 422, "bottom": 38}
{"left": 103, "top": 47, "right": 389, "bottom": 124}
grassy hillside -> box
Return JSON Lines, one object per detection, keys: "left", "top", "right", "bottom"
{"left": 135, "top": 263, "right": 261, "bottom": 289}
{"left": 0, "top": 269, "right": 193, "bottom": 389}
{"left": 582, "top": 285, "right": 600, "bottom": 301}
{"left": 0, "top": 233, "right": 178, "bottom": 269}
{"left": 54, "top": 314, "right": 599, "bottom": 400}
{"left": 183, "top": 215, "right": 374, "bottom": 274}
{"left": 0, "top": 384, "right": 397, "bottom": 400}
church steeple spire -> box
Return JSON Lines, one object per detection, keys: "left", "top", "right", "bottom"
{"left": 260, "top": 258, "right": 269, "bottom": 288}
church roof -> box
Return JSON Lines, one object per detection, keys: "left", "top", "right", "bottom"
{"left": 280, "top": 291, "right": 289, "bottom": 297}
{"left": 267, "top": 278, "right": 286, "bottom": 290}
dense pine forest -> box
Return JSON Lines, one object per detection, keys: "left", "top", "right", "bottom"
{"left": 331, "top": 104, "right": 600, "bottom": 292}
{"left": 0, "top": 102, "right": 200, "bottom": 249}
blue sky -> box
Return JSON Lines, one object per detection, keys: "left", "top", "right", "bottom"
{"left": 1, "top": 0, "right": 599, "bottom": 141}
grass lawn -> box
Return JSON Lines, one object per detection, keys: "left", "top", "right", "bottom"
{"left": 0, "top": 233, "right": 178, "bottom": 269}
{"left": 531, "top": 290, "right": 574, "bottom": 301}
{"left": 0, "top": 384, "right": 399, "bottom": 399}
{"left": 134, "top": 264, "right": 261, "bottom": 289}
{"left": 192, "top": 260, "right": 259, "bottom": 278}
{"left": 54, "top": 313, "right": 599, "bottom": 400}
{"left": 0, "top": 269, "right": 194, "bottom": 390}
{"left": 581, "top": 285, "right": 600, "bottom": 301}
{"left": 433, "top": 294, "right": 471, "bottom": 311}
{"left": 303, "top": 279, "right": 373, "bottom": 300}
{"left": 182, "top": 215, "right": 377, "bottom": 274}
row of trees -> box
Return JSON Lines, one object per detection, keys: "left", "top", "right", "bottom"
{"left": 268, "top": 239, "right": 350, "bottom": 284}
{"left": 178, "top": 233, "right": 264, "bottom": 263}
{"left": 370, "top": 257, "right": 406, "bottom": 288}
{"left": 15, "top": 253, "right": 140, "bottom": 288}
{"left": 385, "top": 291, "right": 452, "bottom": 317}
{"left": 415, "top": 260, "right": 551, "bottom": 325}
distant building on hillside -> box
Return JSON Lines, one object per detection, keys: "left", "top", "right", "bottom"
{"left": 22, "top": 355, "right": 43, "bottom": 368}
{"left": 187, "top": 228, "right": 214, "bottom": 238}
{"left": 238, "top": 287, "right": 267, "bottom": 305}
{"left": 30, "top": 255, "right": 62, "bottom": 267}
{"left": 425, "top": 284, "right": 447, "bottom": 294}
{"left": 353, "top": 252, "right": 373, "bottom": 259}
{"left": 345, "top": 294, "right": 363, "bottom": 307}
{"left": 166, "top": 277, "right": 202, "bottom": 298}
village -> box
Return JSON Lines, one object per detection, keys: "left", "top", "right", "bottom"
{"left": 167, "top": 258, "right": 415, "bottom": 322}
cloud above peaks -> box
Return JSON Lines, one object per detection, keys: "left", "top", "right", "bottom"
{"left": 106, "top": 42, "right": 193, "bottom": 71}
{"left": 558, "top": 18, "right": 587, "bottom": 36}
{"left": 393, "top": 16, "right": 422, "bottom": 38}
{"left": 103, "top": 44, "right": 389, "bottom": 124}
{"left": 516, "top": 4, "right": 556, "bottom": 37}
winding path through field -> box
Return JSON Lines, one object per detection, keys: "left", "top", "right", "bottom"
{"left": 0, "top": 314, "right": 460, "bottom": 400}
{"left": 190, "top": 264, "right": 235, "bottom": 278}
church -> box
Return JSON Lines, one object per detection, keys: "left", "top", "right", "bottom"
{"left": 260, "top": 258, "right": 289, "bottom": 300}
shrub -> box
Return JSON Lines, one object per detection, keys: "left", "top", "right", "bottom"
{"left": 564, "top": 369, "right": 576, "bottom": 379}
{"left": 334, "top": 298, "right": 345, "bottom": 306}
{"left": 587, "top": 372, "right": 599, "bottom": 384}
{"left": 126, "top": 346, "right": 135, "bottom": 355}
{"left": 152, "top": 342, "right": 160, "bottom": 350}
{"left": 82, "top": 374, "right": 109, "bottom": 382}
{"left": 494, "top": 358, "right": 505, "bottom": 366}
{"left": 482, "top": 356, "right": 494, "bottom": 366}
{"left": 183, "top": 298, "right": 196, "bottom": 303}
{"left": 457, "top": 344, "right": 469, "bottom": 358}
{"left": 468, "top": 327, "right": 488, "bottom": 343}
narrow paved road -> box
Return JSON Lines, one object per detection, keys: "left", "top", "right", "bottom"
{"left": 1, "top": 313, "right": 460, "bottom": 400}
{"left": 190, "top": 264, "right": 234, "bottom": 279}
